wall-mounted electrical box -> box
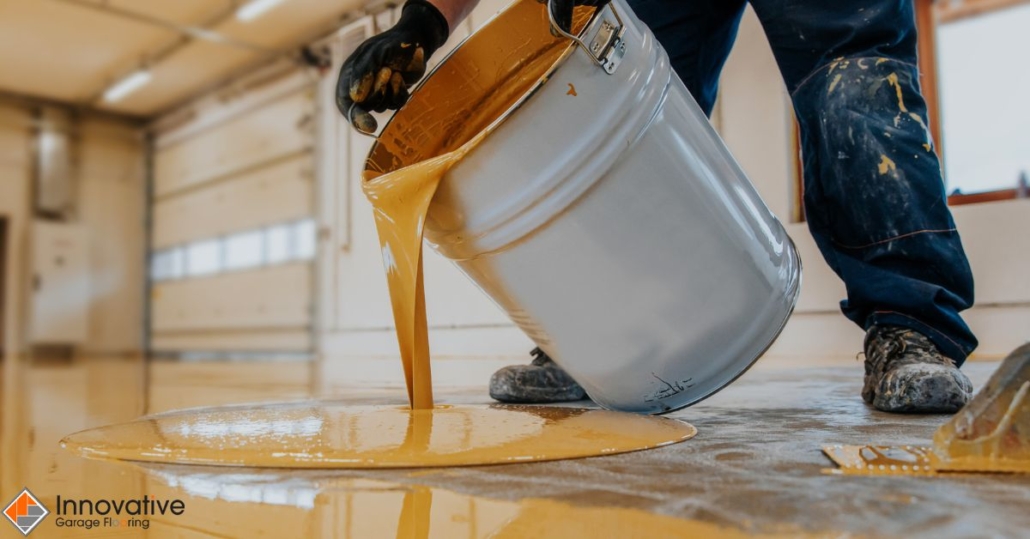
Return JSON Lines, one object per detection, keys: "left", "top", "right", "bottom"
{"left": 30, "top": 220, "right": 89, "bottom": 345}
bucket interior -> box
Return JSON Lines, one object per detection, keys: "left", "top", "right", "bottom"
{"left": 365, "top": 0, "right": 595, "bottom": 177}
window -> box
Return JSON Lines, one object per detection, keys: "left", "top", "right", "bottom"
{"left": 185, "top": 240, "right": 222, "bottom": 277}
{"left": 151, "top": 248, "right": 184, "bottom": 282}
{"left": 266, "top": 224, "right": 292, "bottom": 264}
{"left": 790, "top": 0, "right": 1029, "bottom": 215}
{"left": 224, "top": 230, "right": 265, "bottom": 271}
{"left": 293, "top": 218, "right": 317, "bottom": 261}
{"left": 150, "top": 218, "right": 319, "bottom": 282}
{"left": 938, "top": 3, "right": 1030, "bottom": 197}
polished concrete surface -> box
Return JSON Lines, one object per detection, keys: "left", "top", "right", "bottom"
{"left": 1, "top": 357, "right": 1028, "bottom": 538}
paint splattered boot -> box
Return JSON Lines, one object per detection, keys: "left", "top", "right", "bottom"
{"left": 489, "top": 348, "right": 587, "bottom": 403}
{"left": 863, "top": 325, "right": 973, "bottom": 413}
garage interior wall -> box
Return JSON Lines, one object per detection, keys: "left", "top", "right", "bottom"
{"left": 0, "top": 103, "right": 146, "bottom": 359}
{"left": 149, "top": 72, "right": 318, "bottom": 354}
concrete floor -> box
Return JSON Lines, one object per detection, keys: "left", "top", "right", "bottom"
{"left": 1, "top": 358, "right": 1028, "bottom": 538}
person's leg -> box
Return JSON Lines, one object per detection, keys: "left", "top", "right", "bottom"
{"left": 490, "top": 0, "right": 748, "bottom": 403}
{"left": 749, "top": 0, "right": 975, "bottom": 411}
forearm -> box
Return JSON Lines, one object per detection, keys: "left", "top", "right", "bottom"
{"left": 428, "top": 0, "right": 481, "bottom": 30}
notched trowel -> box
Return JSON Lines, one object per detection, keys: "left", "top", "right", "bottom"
{"left": 824, "top": 343, "right": 1030, "bottom": 476}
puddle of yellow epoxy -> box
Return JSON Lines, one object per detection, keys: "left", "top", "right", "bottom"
{"left": 61, "top": 404, "right": 696, "bottom": 468}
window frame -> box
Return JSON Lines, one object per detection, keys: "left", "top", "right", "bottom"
{"left": 790, "top": 0, "right": 1030, "bottom": 218}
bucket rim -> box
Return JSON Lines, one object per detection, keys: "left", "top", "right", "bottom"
{"left": 364, "top": 0, "right": 602, "bottom": 173}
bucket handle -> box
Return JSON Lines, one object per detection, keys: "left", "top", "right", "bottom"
{"left": 546, "top": 0, "right": 627, "bottom": 75}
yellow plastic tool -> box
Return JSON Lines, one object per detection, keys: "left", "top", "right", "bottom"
{"left": 824, "top": 343, "right": 1030, "bottom": 476}
{"left": 931, "top": 342, "right": 1030, "bottom": 473}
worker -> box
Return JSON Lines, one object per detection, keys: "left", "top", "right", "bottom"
{"left": 336, "top": 0, "right": 977, "bottom": 413}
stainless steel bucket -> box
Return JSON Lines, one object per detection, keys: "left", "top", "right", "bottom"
{"left": 366, "top": 0, "right": 801, "bottom": 413}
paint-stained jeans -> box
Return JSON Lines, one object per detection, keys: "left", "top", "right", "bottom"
{"left": 627, "top": 0, "right": 977, "bottom": 363}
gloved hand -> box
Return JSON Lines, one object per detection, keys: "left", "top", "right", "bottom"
{"left": 542, "top": 0, "right": 611, "bottom": 36}
{"left": 335, "top": 0, "right": 449, "bottom": 133}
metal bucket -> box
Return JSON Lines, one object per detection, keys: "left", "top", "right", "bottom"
{"left": 366, "top": 0, "right": 801, "bottom": 413}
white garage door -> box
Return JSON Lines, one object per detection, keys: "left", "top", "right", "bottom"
{"left": 149, "top": 76, "right": 317, "bottom": 354}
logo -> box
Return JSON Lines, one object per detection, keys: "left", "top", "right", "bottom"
{"left": 4, "top": 489, "right": 49, "bottom": 536}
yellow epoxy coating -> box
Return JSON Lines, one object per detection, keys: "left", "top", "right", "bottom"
{"left": 61, "top": 403, "right": 696, "bottom": 468}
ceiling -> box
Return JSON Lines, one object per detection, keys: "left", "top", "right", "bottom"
{"left": 0, "top": 0, "right": 365, "bottom": 118}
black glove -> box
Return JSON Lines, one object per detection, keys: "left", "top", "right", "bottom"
{"left": 335, "top": 0, "right": 449, "bottom": 133}
{"left": 543, "top": 0, "right": 611, "bottom": 36}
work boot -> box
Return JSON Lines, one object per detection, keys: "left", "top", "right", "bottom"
{"left": 489, "top": 348, "right": 587, "bottom": 403}
{"left": 862, "top": 325, "right": 973, "bottom": 413}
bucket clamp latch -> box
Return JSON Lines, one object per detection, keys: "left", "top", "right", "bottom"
{"left": 547, "top": 1, "right": 627, "bottom": 75}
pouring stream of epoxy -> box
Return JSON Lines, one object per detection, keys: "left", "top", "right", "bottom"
{"left": 360, "top": 37, "right": 568, "bottom": 410}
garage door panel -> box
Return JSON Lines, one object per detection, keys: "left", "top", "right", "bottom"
{"left": 151, "top": 263, "right": 312, "bottom": 332}
{"left": 153, "top": 153, "right": 313, "bottom": 249}
{"left": 154, "top": 90, "right": 315, "bottom": 197}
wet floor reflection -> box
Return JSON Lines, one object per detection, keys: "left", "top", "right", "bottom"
{"left": 1, "top": 358, "right": 728, "bottom": 538}
{"left": 13, "top": 357, "right": 1016, "bottom": 537}
{"left": 27, "top": 459, "right": 772, "bottom": 538}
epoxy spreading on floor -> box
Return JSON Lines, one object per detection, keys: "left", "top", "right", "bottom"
{"left": 61, "top": 403, "right": 696, "bottom": 468}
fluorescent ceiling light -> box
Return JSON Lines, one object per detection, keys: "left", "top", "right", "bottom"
{"left": 102, "top": 70, "right": 152, "bottom": 103}
{"left": 236, "top": 0, "right": 286, "bottom": 22}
